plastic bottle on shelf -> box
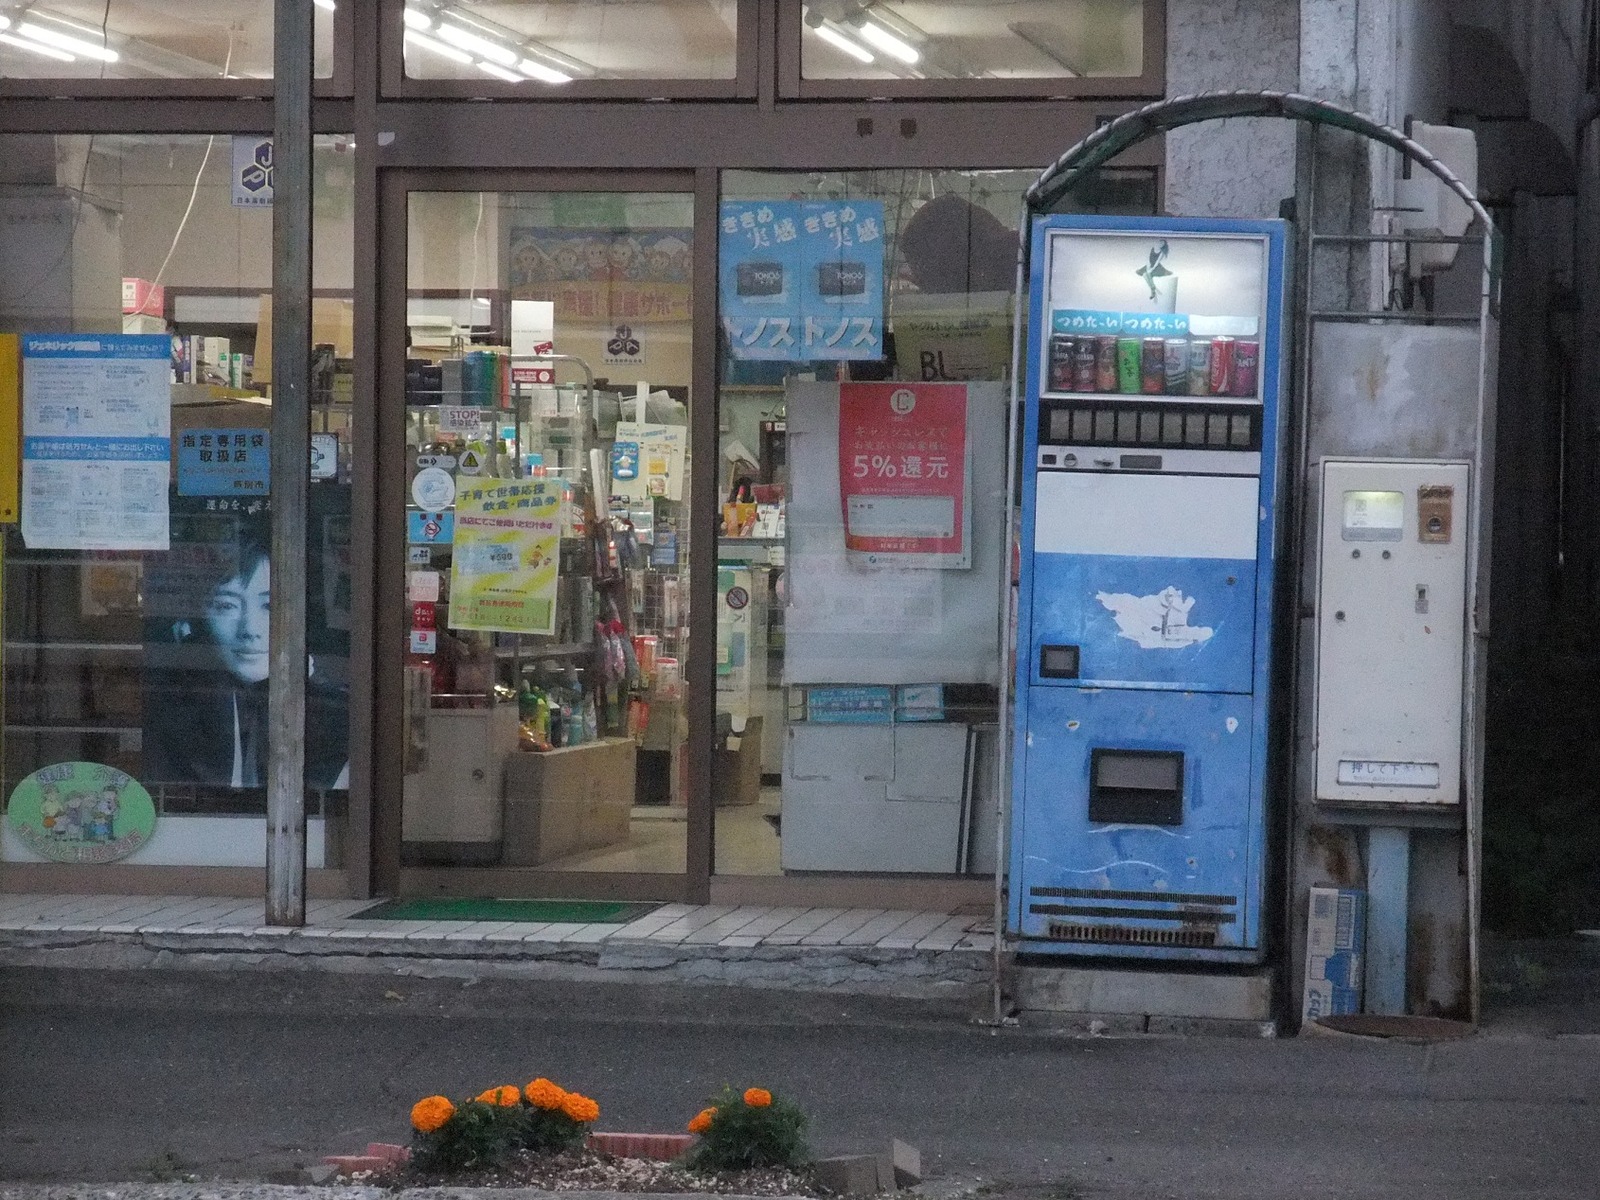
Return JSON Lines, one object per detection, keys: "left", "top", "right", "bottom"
{"left": 583, "top": 695, "right": 599, "bottom": 743}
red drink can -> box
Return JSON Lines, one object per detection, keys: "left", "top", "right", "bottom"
{"left": 1140, "top": 338, "right": 1166, "bottom": 394}
{"left": 1071, "top": 336, "right": 1099, "bottom": 392}
{"left": 1093, "top": 335, "right": 1119, "bottom": 392}
{"left": 1049, "top": 335, "right": 1075, "bottom": 392}
{"left": 1208, "top": 336, "right": 1236, "bottom": 395}
{"left": 1230, "top": 339, "right": 1260, "bottom": 397}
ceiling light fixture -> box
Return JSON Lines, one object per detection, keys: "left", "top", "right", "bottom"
{"left": 312, "top": 0, "right": 336, "bottom": 10}
{"left": 476, "top": 60, "right": 523, "bottom": 82}
{"left": 434, "top": 19, "right": 518, "bottom": 66}
{"left": 855, "top": 19, "right": 919, "bottom": 64}
{"left": 813, "top": 21, "right": 875, "bottom": 63}
{"left": 403, "top": 30, "right": 472, "bottom": 64}
{"left": 403, "top": 8, "right": 433, "bottom": 31}
{"left": 0, "top": 30, "right": 74, "bottom": 60}
{"left": 16, "top": 20, "right": 117, "bottom": 61}
{"left": 516, "top": 57, "right": 571, "bottom": 84}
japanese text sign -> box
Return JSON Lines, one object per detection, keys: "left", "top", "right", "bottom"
{"left": 838, "top": 382, "right": 970, "bottom": 569}
{"left": 720, "top": 199, "right": 885, "bottom": 362}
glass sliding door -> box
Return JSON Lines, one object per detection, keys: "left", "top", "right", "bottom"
{"left": 392, "top": 181, "right": 697, "bottom": 893}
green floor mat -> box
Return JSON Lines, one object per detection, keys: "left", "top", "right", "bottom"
{"left": 352, "top": 897, "right": 660, "bottom": 924}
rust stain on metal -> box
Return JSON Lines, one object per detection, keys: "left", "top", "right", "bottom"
{"left": 1307, "top": 824, "right": 1359, "bottom": 886}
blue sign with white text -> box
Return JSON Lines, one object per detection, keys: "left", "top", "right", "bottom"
{"left": 177, "top": 428, "right": 270, "bottom": 497}
{"left": 719, "top": 200, "right": 886, "bottom": 362}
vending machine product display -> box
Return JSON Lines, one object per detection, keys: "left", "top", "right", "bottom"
{"left": 1009, "top": 216, "right": 1289, "bottom": 962}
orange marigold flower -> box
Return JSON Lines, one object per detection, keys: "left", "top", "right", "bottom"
{"left": 560, "top": 1092, "right": 601, "bottom": 1124}
{"left": 525, "top": 1077, "right": 568, "bottom": 1110}
{"left": 410, "top": 1095, "right": 455, "bottom": 1134}
{"left": 743, "top": 1088, "right": 773, "bottom": 1108}
{"left": 476, "top": 1085, "right": 522, "bottom": 1107}
{"left": 687, "top": 1108, "right": 716, "bottom": 1135}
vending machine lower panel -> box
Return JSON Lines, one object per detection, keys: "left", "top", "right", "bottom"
{"left": 1015, "top": 686, "right": 1263, "bottom": 962}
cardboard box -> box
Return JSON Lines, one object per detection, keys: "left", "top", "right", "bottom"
{"left": 254, "top": 294, "right": 355, "bottom": 383}
{"left": 502, "top": 738, "right": 637, "bottom": 866}
{"left": 1302, "top": 886, "right": 1366, "bottom": 1023}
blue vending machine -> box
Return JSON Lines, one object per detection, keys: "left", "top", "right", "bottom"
{"left": 1010, "top": 216, "right": 1289, "bottom": 963}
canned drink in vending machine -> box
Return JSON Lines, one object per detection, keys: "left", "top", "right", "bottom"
{"left": 1140, "top": 338, "right": 1166, "bottom": 394}
{"left": 1208, "top": 336, "right": 1236, "bottom": 395}
{"left": 1163, "top": 338, "right": 1189, "bottom": 395}
{"left": 1187, "top": 339, "right": 1213, "bottom": 396}
{"left": 1116, "top": 337, "right": 1142, "bottom": 394}
{"left": 1230, "top": 339, "right": 1260, "bottom": 397}
{"left": 1071, "top": 336, "right": 1099, "bottom": 392}
{"left": 1049, "top": 335, "right": 1075, "bottom": 392}
{"left": 1094, "top": 335, "right": 1119, "bottom": 393}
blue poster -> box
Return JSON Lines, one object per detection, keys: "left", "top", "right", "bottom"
{"left": 177, "top": 428, "right": 270, "bottom": 497}
{"left": 719, "top": 199, "right": 885, "bottom": 362}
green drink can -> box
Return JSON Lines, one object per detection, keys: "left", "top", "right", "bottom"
{"left": 1115, "top": 337, "right": 1142, "bottom": 394}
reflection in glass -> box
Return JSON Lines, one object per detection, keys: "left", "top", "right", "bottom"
{"left": 402, "top": 1, "right": 737, "bottom": 82}
{"left": 0, "top": 2, "right": 334, "bottom": 79}
{"left": 801, "top": 1, "right": 1144, "bottom": 82}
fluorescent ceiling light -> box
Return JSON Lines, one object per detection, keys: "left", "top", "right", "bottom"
{"left": 404, "top": 30, "right": 472, "bottom": 64}
{"left": 434, "top": 19, "right": 517, "bottom": 66}
{"left": 403, "top": 8, "right": 433, "bottom": 31}
{"left": 813, "top": 21, "right": 874, "bottom": 63}
{"left": 16, "top": 20, "right": 117, "bottom": 61}
{"left": 313, "top": 0, "right": 335, "bottom": 10}
{"left": 0, "top": 16, "right": 8, "bottom": 30}
{"left": 476, "top": 60, "right": 522, "bottom": 82}
{"left": 517, "top": 57, "right": 571, "bottom": 84}
{"left": 0, "top": 31, "right": 75, "bottom": 61}
{"left": 855, "top": 19, "right": 919, "bottom": 64}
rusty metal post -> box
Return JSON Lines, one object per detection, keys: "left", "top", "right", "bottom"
{"left": 266, "top": 0, "right": 313, "bottom": 925}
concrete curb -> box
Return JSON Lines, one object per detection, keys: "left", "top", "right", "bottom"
{"left": 0, "top": 1188, "right": 803, "bottom": 1200}
{"left": 0, "top": 928, "right": 991, "bottom": 1001}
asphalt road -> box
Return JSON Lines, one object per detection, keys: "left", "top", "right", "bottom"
{"left": 0, "top": 967, "right": 1595, "bottom": 1200}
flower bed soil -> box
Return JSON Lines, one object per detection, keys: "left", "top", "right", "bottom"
{"left": 361, "top": 1148, "right": 824, "bottom": 1195}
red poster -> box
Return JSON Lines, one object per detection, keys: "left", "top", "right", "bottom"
{"left": 838, "top": 383, "right": 970, "bottom": 569}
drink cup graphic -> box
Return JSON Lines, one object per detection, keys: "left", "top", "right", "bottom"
{"left": 1136, "top": 240, "right": 1178, "bottom": 312}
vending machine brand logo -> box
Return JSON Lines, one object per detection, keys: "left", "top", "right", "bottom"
{"left": 1097, "top": 586, "right": 1215, "bottom": 650}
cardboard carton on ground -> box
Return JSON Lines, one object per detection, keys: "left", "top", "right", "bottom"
{"left": 1302, "top": 885, "right": 1366, "bottom": 1023}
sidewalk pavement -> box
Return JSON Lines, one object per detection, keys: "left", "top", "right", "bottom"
{"left": 0, "top": 893, "right": 994, "bottom": 1001}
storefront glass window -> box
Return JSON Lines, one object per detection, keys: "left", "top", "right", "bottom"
{"left": 401, "top": 1, "right": 738, "bottom": 83}
{"left": 713, "top": 167, "right": 1155, "bottom": 877}
{"left": 799, "top": 1, "right": 1145, "bottom": 82}
{"left": 0, "top": 133, "right": 355, "bottom": 872}
{"left": 0, "top": 2, "right": 334, "bottom": 80}
{"left": 400, "top": 189, "right": 693, "bottom": 877}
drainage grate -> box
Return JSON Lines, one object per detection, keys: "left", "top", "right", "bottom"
{"left": 1046, "top": 921, "right": 1219, "bottom": 948}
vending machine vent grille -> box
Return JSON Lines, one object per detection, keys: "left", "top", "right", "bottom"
{"left": 1046, "top": 922, "right": 1219, "bottom": 948}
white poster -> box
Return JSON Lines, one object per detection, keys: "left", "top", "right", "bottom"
{"left": 231, "top": 135, "right": 274, "bottom": 207}
{"left": 21, "top": 334, "right": 172, "bottom": 551}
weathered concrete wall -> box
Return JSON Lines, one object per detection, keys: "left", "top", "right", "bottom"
{"left": 1162, "top": 0, "right": 1299, "bottom": 219}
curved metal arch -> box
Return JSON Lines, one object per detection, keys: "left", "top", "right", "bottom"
{"left": 1025, "top": 89, "right": 1494, "bottom": 233}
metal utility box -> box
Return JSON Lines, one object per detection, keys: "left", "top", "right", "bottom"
{"left": 1010, "top": 216, "right": 1289, "bottom": 963}
{"left": 1313, "top": 459, "right": 1470, "bottom": 808}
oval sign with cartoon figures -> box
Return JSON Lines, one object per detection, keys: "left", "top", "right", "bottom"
{"left": 7, "top": 763, "right": 156, "bottom": 864}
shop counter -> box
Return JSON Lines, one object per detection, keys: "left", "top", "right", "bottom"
{"left": 502, "top": 738, "right": 637, "bottom": 866}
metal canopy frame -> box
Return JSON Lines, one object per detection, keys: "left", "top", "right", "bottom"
{"left": 992, "top": 91, "right": 1502, "bottom": 1024}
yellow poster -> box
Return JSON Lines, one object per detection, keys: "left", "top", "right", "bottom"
{"left": 448, "top": 479, "right": 561, "bottom": 634}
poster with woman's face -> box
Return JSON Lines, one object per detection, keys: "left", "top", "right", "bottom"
{"left": 141, "top": 494, "right": 350, "bottom": 792}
